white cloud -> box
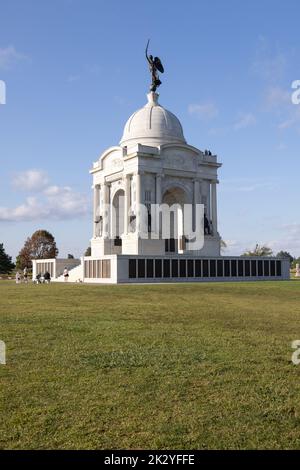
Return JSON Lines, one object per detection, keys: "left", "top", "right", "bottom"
{"left": 0, "top": 190, "right": 90, "bottom": 222}
{"left": 281, "top": 223, "right": 300, "bottom": 238}
{"left": 267, "top": 224, "right": 300, "bottom": 256}
{"left": 264, "top": 86, "right": 291, "bottom": 109}
{"left": 252, "top": 54, "right": 286, "bottom": 82}
{"left": 0, "top": 45, "right": 27, "bottom": 69}
{"left": 1, "top": 171, "right": 90, "bottom": 222}
{"left": 45, "top": 185, "right": 90, "bottom": 219}
{"left": 220, "top": 178, "right": 276, "bottom": 193}
{"left": 278, "top": 119, "right": 295, "bottom": 130}
{"left": 233, "top": 113, "right": 256, "bottom": 130}
{"left": 219, "top": 239, "right": 249, "bottom": 256}
{"left": 251, "top": 36, "right": 287, "bottom": 82}
{"left": 12, "top": 169, "right": 49, "bottom": 192}
{"left": 0, "top": 197, "right": 47, "bottom": 221}
{"left": 278, "top": 106, "right": 300, "bottom": 131}
{"left": 44, "top": 185, "right": 71, "bottom": 196}
{"left": 67, "top": 74, "right": 80, "bottom": 83}
{"left": 261, "top": 85, "right": 300, "bottom": 131}
{"left": 188, "top": 102, "right": 219, "bottom": 120}
{"left": 254, "top": 44, "right": 300, "bottom": 133}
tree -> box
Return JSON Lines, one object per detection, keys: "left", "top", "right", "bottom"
{"left": 292, "top": 257, "right": 300, "bottom": 269}
{"left": 276, "top": 251, "right": 294, "bottom": 265}
{"left": 16, "top": 230, "right": 58, "bottom": 269}
{"left": 0, "top": 243, "right": 15, "bottom": 274}
{"left": 67, "top": 254, "right": 74, "bottom": 259}
{"left": 84, "top": 246, "right": 91, "bottom": 256}
{"left": 243, "top": 244, "right": 273, "bottom": 257}
{"left": 220, "top": 239, "right": 227, "bottom": 253}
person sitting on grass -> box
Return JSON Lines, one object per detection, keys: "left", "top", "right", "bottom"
{"left": 44, "top": 271, "right": 51, "bottom": 284}
{"left": 34, "top": 273, "right": 41, "bottom": 284}
{"left": 15, "top": 272, "right": 21, "bottom": 284}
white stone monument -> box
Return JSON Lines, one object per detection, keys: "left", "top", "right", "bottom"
{"left": 32, "top": 48, "right": 290, "bottom": 283}
{"left": 90, "top": 91, "right": 221, "bottom": 259}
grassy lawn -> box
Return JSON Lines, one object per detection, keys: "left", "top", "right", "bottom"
{"left": 1, "top": 280, "right": 300, "bottom": 449}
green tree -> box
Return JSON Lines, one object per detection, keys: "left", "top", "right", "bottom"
{"left": 0, "top": 243, "right": 15, "bottom": 274}
{"left": 292, "top": 257, "right": 300, "bottom": 269}
{"left": 67, "top": 254, "right": 74, "bottom": 259}
{"left": 276, "top": 251, "right": 294, "bottom": 265}
{"left": 16, "top": 230, "right": 58, "bottom": 269}
{"left": 84, "top": 246, "right": 91, "bottom": 256}
{"left": 243, "top": 244, "right": 273, "bottom": 257}
{"left": 220, "top": 239, "right": 227, "bottom": 253}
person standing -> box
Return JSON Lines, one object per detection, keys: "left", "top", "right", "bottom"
{"left": 23, "top": 267, "right": 28, "bottom": 284}
{"left": 63, "top": 267, "right": 69, "bottom": 282}
{"left": 204, "top": 213, "right": 210, "bottom": 235}
{"left": 15, "top": 272, "right": 21, "bottom": 284}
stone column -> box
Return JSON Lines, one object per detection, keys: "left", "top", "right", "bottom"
{"left": 124, "top": 174, "right": 131, "bottom": 235}
{"left": 193, "top": 180, "right": 200, "bottom": 231}
{"left": 155, "top": 174, "right": 162, "bottom": 235}
{"left": 93, "top": 184, "right": 100, "bottom": 237}
{"left": 156, "top": 174, "right": 162, "bottom": 204}
{"left": 207, "top": 181, "right": 211, "bottom": 221}
{"left": 135, "top": 173, "right": 141, "bottom": 235}
{"left": 211, "top": 181, "right": 217, "bottom": 236}
{"left": 103, "top": 182, "right": 110, "bottom": 238}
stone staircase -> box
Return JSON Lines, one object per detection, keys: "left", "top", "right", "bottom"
{"left": 55, "top": 262, "right": 83, "bottom": 283}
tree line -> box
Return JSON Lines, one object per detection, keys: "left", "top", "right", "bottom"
{"left": 0, "top": 229, "right": 59, "bottom": 274}
{"left": 241, "top": 244, "right": 299, "bottom": 267}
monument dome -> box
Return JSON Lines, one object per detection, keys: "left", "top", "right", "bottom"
{"left": 120, "top": 92, "right": 186, "bottom": 147}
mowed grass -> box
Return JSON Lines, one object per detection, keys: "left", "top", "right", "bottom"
{"left": 1, "top": 280, "right": 300, "bottom": 450}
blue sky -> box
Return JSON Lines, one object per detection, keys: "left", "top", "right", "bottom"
{"left": 0, "top": 0, "right": 300, "bottom": 259}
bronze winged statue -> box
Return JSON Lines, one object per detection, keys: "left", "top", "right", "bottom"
{"left": 145, "top": 39, "right": 164, "bottom": 92}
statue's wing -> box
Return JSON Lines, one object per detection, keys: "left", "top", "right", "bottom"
{"left": 154, "top": 57, "right": 164, "bottom": 73}
{"left": 145, "top": 39, "right": 151, "bottom": 64}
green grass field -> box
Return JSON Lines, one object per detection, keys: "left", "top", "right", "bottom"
{"left": 1, "top": 280, "right": 300, "bottom": 449}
